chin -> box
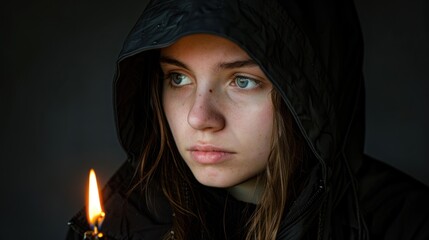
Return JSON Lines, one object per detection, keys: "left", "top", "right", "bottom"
{"left": 194, "top": 174, "right": 238, "bottom": 188}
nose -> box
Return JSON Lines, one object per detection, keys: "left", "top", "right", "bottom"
{"left": 187, "top": 90, "right": 225, "bottom": 131}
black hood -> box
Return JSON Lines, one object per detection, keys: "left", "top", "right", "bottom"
{"left": 115, "top": 0, "right": 364, "bottom": 177}
{"left": 113, "top": 0, "right": 366, "bottom": 237}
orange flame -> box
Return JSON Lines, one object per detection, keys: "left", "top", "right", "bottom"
{"left": 87, "top": 169, "right": 105, "bottom": 229}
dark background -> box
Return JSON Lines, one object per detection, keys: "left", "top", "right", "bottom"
{"left": 1, "top": 0, "right": 428, "bottom": 239}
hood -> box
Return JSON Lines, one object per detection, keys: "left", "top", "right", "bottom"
{"left": 113, "top": 0, "right": 366, "bottom": 236}
{"left": 115, "top": 0, "right": 364, "bottom": 176}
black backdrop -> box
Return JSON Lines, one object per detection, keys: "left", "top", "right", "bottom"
{"left": 1, "top": 0, "right": 428, "bottom": 239}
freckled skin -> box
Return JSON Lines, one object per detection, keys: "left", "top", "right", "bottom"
{"left": 161, "top": 34, "right": 274, "bottom": 188}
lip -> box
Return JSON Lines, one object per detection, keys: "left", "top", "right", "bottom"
{"left": 187, "top": 145, "right": 235, "bottom": 164}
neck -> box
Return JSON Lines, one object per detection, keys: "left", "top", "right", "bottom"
{"left": 227, "top": 177, "right": 264, "bottom": 204}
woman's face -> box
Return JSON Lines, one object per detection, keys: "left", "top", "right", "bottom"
{"left": 161, "top": 34, "right": 274, "bottom": 188}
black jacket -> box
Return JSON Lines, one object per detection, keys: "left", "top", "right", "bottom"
{"left": 67, "top": 0, "right": 429, "bottom": 239}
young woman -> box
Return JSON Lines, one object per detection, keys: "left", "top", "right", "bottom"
{"left": 67, "top": 0, "right": 429, "bottom": 239}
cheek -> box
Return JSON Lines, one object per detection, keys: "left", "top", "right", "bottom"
{"left": 256, "top": 109, "right": 274, "bottom": 154}
{"left": 252, "top": 106, "right": 275, "bottom": 170}
{"left": 162, "top": 92, "right": 189, "bottom": 143}
{"left": 237, "top": 100, "right": 274, "bottom": 153}
{"left": 253, "top": 99, "right": 274, "bottom": 135}
{"left": 162, "top": 93, "right": 177, "bottom": 133}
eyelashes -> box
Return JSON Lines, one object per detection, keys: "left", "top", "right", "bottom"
{"left": 167, "top": 72, "right": 192, "bottom": 87}
{"left": 231, "top": 76, "right": 260, "bottom": 89}
{"left": 164, "top": 72, "right": 261, "bottom": 90}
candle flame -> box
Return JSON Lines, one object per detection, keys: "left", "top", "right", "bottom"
{"left": 87, "top": 169, "right": 105, "bottom": 229}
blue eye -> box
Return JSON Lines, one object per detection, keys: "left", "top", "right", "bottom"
{"left": 169, "top": 73, "right": 192, "bottom": 87}
{"left": 234, "top": 76, "right": 259, "bottom": 89}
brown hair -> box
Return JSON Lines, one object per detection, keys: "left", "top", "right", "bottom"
{"left": 246, "top": 90, "right": 303, "bottom": 239}
{"left": 132, "top": 52, "right": 304, "bottom": 239}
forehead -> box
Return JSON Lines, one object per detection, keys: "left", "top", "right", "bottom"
{"left": 160, "top": 34, "right": 250, "bottom": 60}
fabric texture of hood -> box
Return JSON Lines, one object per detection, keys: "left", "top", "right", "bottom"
{"left": 116, "top": 0, "right": 365, "bottom": 170}
{"left": 112, "top": 0, "right": 366, "bottom": 238}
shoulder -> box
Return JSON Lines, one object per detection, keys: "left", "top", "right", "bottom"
{"left": 357, "top": 156, "right": 429, "bottom": 239}
{"left": 66, "top": 161, "right": 172, "bottom": 240}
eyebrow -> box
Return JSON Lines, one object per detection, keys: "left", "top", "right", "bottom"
{"left": 219, "top": 59, "right": 258, "bottom": 69}
{"left": 159, "top": 56, "right": 190, "bottom": 70}
{"left": 159, "top": 56, "right": 258, "bottom": 70}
